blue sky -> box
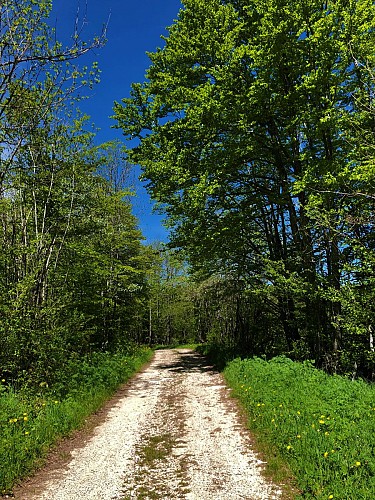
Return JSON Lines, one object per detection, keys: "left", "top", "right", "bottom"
{"left": 51, "top": 0, "right": 183, "bottom": 243}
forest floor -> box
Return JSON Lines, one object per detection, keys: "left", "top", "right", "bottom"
{"left": 13, "top": 349, "right": 285, "bottom": 500}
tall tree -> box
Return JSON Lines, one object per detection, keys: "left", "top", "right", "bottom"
{"left": 115, "top": 0, "right": 375, "bottom": 374}
{"left": 0, "top": 1, "right": 151, "bottom": 386}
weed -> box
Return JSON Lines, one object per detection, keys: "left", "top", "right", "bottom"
{"left": 139, "top": 433, "right": 175, "bottom": 464}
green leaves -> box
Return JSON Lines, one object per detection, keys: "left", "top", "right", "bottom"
{"left": 114, "top": 0, "right": 375, "bottom": 374}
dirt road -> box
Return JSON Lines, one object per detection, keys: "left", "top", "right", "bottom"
{"left": 15, "top": 349, "right": 282, "bottom": 499}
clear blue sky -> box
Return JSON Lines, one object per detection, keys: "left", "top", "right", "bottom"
{"left": 51, "top": 0, "right": 183, "bottom": 243}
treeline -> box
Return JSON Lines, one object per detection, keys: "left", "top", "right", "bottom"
{"left": 115, "top": 0, "right": 375, "bottom": 378}
{"left": 0, "top": 0, "right": 156, "bottom": 388}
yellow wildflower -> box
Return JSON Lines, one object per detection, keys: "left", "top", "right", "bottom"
{"left": 355, "top": 461, "right": 361, "bottom": 467}
{"left": 324, "top": 452, "right": 329, "bottom": 458}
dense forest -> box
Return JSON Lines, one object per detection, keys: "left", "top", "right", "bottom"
{"left": 114, "top": 0, "right": 375, "bottom": 378}
{"left": 0, "top": 0, "right": 155, "bottom": 388}
{"left": 2, "top": 0, "right": 375, "bottom": 389}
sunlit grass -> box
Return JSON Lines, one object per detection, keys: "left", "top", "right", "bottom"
{"left": 0, "top": 347, "right": 153, "bottom": 494}
{"left": 223, "top": 356, "right": 375, "bottom": 499}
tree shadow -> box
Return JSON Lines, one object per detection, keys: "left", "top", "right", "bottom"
{"left": 155, "top": 350, "right": 217, "bottom": 374}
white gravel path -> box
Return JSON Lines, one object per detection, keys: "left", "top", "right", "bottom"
{"left": 17, "top": 349, "right": 283, "bottom": 500}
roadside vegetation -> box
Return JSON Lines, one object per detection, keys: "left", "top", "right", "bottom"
{"left": 0, "top": 346, "right": 152, "bottom": 494}
{"left": 201, "top": 347, "right": 375, "bottom": 499}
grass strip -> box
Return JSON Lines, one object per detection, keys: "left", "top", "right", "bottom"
{"left": 0, "top": 347, "right": 153, "bottom": 494}
{"left": 222, "top": 355, "right": 375, "bottom": 499}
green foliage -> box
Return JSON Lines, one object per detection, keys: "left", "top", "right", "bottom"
{"left": 0, "top": 347, "right": 152, "bottom": 494}
{"left": 224, "top": 356, "right": 375, "bottom": 499}
{"left": 0, "top": 1, "right": 152, "bottom": 387}
{"left": 115, "top": 0, "right": 375, "bottom": 375}
{"left": 146, "top": 247, "right": 198, "bottom": 346}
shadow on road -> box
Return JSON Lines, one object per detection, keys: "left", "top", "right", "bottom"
{"left": 155, "top": 350, "right": 217, "bottom": 374}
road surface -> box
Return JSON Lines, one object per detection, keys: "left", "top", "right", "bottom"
{"left": 15, "top": 349, "right": 283, "bottom": 499}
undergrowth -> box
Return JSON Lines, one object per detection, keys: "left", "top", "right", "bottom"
{"left": 0, "top": 346, "right": 153, "bottom": 494}
{"left": 222, "top": 355, "right": 375, "bottom": 499}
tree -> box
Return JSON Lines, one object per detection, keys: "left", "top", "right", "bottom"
{"left": 145, "top": 247, "right": 197, "bottom": 345}
{"left": 115, "top": 0, "right": 375, "bottom": 375}
{"left": 0, "top": 1, "right": 152, "bottom": 386}
{"left": 0, "top": 0, "right": 105, "bottom": 189}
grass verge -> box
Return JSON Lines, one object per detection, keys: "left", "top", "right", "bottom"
{"left": 0, "top": 346, "right": 153, "bottom": 494}
{"left": 221, "top": 355, "right": 375, "bottom": 499}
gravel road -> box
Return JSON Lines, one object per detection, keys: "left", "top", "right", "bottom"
{"left": 15, "top": 349, "right": 283, "bottom": 499}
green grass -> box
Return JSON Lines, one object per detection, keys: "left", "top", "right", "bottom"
{"left": 0, "top": 346, "right": 153, "bottom": 494}
{"left": 154, "top": 342, "right": 200, "bottom": 350}
{"left": 223, "top": 355, "right": 375, "bottom": 499}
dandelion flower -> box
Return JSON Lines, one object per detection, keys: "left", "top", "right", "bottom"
{"left": 324, "top": 452, "right": 329, "bottom": 458}
{"left": 296, "top": 435, "right": 301, "bottom": 439}
{"left": 328, "top": 495, "right": 334, "bottom": 499}
{"left": 286, "top": 445, "right": 292, "bottom": 450}
{"left": 355, "top": 461, "right": 361, "bottom": 467}
{"left": 23, "top": 416, "right": 28, "bottom": 421}
{"left": 319, "top": 419, "right": 325, "bottom": 424}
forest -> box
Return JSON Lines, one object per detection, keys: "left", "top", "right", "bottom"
{"left": 1, "top": 0, "right": 375, "bottom": 496}
{"left": 1, "top": 0, "right": 375, "bottom": 388}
